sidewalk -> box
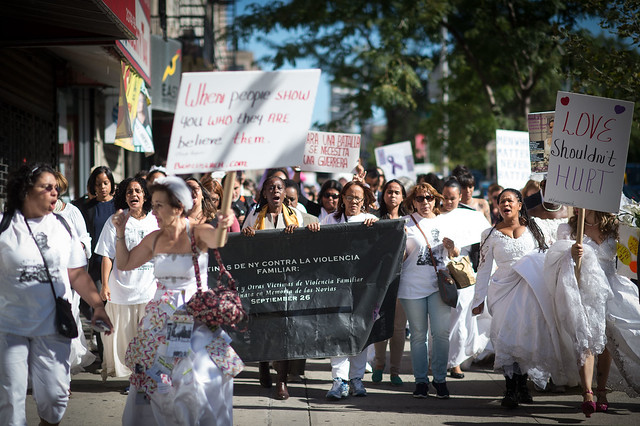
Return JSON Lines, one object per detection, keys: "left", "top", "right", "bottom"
{"left": 27, "top": 341, "right": 639, "bottom": 425}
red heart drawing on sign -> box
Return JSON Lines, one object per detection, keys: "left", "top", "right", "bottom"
{"left": 560, "top": 97, "right": 570, "bottom": 106}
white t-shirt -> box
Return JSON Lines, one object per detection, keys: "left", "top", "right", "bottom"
{"left": 398, "top": 213, "right": 448, "bottom": 299}
{"left": 0, "top": 212, "right": 86, "bottom": 336}
{"left": 320, "top": 212, "right": 377, "bottom": 225}
{"left": 58, "top": 202, "right": 92, "bottom": 259}
{"left": 94, "top": 211, "right": 158, "bottom": 305}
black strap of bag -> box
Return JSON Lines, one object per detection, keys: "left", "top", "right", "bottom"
{"left": 409, "top": 213, "right": 440, "bottom": 275}
{"left": 24, "top": 213, "right": 78, "bottom": 338}
{"left": 409, "top": 213, "right": 458, "bottom": 307}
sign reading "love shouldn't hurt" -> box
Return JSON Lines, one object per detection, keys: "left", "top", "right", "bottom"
{"left": 545, "top": 91, "right": 634, "bottom": 213}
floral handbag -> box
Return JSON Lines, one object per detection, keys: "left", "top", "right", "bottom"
{"left": 185, "top": 231, "right": 247, "bottom": 330}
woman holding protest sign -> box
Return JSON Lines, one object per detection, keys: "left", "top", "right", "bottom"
{"left": 398, "top": 183, "right": 457, "bottom": 399}
{"left": 371, "top": 179, "right": 408, "bottom": 386}
{"left": 471, "top": 188, "right": 567, "bottom": 409}
{"left": 0, "top": 163, "right": 111, "bottom": 426}
{"left": 114, "top": 176, "right": 238, "bottom": 425}
{"left": 306, "top": 180, "right": 378, "bottom": 400}
{"left": 242, "top": 173, "right": 305, "bottom": 399}
{"left": 544, "top": 209, "right": 640, "bottom": 416}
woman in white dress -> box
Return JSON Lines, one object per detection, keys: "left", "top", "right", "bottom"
{"left": 439, "top": 179, "right": 491, "bottom": 379}
{"left": 114, "top": 176, "right": 238, "bottom": 426}
{"left": 545, "top": 208, "right": 640, "bottom": 417}
{"left": 53, "top": 171, "right": 96, "bottom": 374}
{"left": 471, "top": 188, "right": 572, "bottom": 408}
{"left": 95, "top": 177, "right": 158, "bottom": 382}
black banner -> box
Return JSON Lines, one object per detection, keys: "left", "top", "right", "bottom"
{"left": 212, "top": 219, "right": 406, "bottom": 362}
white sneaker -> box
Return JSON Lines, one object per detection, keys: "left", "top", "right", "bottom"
{"left": 349, "top": 377, "right": 367, "bottom": 397}
{"left": 326, "top": 378, "right": 349, "bottom": 400}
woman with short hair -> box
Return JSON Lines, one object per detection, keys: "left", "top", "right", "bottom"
{"left": 0, "top": 163, "right": 111, "bottom": 425}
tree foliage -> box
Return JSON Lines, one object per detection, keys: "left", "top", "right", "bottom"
{"left": 233, "top": 0, "right": 640, "bottom": 169}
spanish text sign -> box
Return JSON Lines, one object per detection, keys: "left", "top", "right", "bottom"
{"left": 216, "top": 220, "right": 406, "bottom": 362}
{"left": 302, "top": 131, "right": 361, "bottom": 173}
{"left": 166, "top": 69, "right": 321, "bottom": 174}
{"left": 545, "top": 92, "right": 634, "bottom": 213}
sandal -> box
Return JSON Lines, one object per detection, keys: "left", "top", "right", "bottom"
{"left": 595, "top": 388, "right": 608, "bottom": 412}
{"left": 581, "top": 390, "right": 596, "bottom": 418}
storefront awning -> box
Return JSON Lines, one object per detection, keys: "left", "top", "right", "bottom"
{"left": 0, "top": 0, "right": 136, "bottom": 47}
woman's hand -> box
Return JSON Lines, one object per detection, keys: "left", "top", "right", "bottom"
{"left": 443, "top": 237, "right": 460, "bottom": 258}
{"left": 471, "top": 302, "right": 484, "bottom": 316}
{"left": 571, "top": 242, "right": 583, "bottom": 263}
{"left": 307, "top": 222, "right": 320, "bottom": 232}
{"left": 112, "top": 209, "right": 128, "bottom": 235}
{"left": 284, "top": 224, "right": 298, "bottom": 234}
{"left": 216, "top": 209, "right": 235, "bottom": 230}
{"left": 100, "top": 284, "right": 110, "bottom": 302}
{"left": 92, "top": 306, "right": 113, "bottom": 336}
{"left": 363, "top": 217, "right": 378, "bottom": 227}
{"left": 242, "top": 226, "right": 256, "bottom": 237}
{"left": 353, "top": 159, "right": 365, "bottom": 182}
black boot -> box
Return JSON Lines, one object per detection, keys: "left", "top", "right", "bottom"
{"left": 501, "top": 375, "right": 519, "bottom": 409}
{"left": 516, "top": 374, "right": 533, "bottom": 403}
{"left": 259, "top": 361, "right": 272, "bottom": 388}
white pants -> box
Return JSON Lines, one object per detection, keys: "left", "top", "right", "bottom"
{"left": 330, "top": 346, "right": 369, "bottom": 380}
{"left": 0, "top": 333, "right": 71, "bottom": 425}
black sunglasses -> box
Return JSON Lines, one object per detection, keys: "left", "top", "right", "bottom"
{"left": 415, "top": 195, "right": 435, "bottom": 203}
{"left": 323, "top": 193, "right": 340, "bottom": 200}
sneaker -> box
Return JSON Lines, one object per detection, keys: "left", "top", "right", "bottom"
{"left": 432, "top": 381, "right": 450, "bottom": 399}
{"left": 326, "top": 378, "right": 349, "bottom": 400}
{"left": 413, "top": 382, "right": 429, "bottom": 398}
{"left": 371, "top": 369, "right": 383, "bottom": 383}
{"left": 349, "top": 377, "right": 367, "bottom": 396}
{"left": 390, "top": 375, "right": 403, "bottom": 386}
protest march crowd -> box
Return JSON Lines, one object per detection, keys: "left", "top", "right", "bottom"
{"left": 1, "top": 160, "right": 639, "bottom": 426}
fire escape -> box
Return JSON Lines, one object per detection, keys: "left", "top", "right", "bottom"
{"left": 153, "top": 0, "right": 236, "bottom": 71}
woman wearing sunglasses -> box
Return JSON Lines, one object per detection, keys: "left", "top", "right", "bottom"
{"left": 304, "top": 179, "right": 342, "bottom": 221}
{"left": 399, "top": 183, "right": 458, "bottom": 399}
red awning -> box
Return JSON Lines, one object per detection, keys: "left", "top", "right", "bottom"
{"left": 0, "top": 0, "right": 136, "bottom": 47}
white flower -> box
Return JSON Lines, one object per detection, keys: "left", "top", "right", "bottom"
{"left": 619, "top": 202, "right": 640, "bottom": 228}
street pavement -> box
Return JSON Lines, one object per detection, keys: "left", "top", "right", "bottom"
{"left": 26, "top": 339, "right": 639, "bottom": 425}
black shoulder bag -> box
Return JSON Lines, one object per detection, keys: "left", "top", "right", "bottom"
{"left": 24, "top": 215, "right": 78, "bottom": 338}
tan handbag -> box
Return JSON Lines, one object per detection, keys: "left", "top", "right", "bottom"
{"left": 447, "top": 255, "right": 476, "bottom": 289}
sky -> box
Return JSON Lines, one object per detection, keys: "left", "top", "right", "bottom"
{"left": 237, "top": 1, "right": 331, "bottom": 127}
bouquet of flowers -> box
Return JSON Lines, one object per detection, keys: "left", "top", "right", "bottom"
{"left": 618, "top": 201, "right": 640, "bottom": 228}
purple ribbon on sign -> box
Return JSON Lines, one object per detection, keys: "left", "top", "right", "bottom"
{"left": 387, "top": 156, "right": 403, "bottom": 175}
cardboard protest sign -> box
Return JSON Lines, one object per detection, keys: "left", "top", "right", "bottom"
{"left": 495, "top": 129, "right": 531, "bottom": 190}
{"left": 374, "top": 141, "right": 416, "bottom": 181}
{"left": 166, "top": 69, "right": 321, "bottom": 174}
{"left": 616, "top": 223, "right": 639, "bottom": 279}
{"left": 545, "top": 92, "right": 634, "bottom": 213}
{"left": 301, "top": 131, "right": 361, "bottom": 173}
{"left": 527, "top": 111, "right": 555, "bottom": 174}
{"left": 216, "top": 220, "right": 406, "bottom": 362}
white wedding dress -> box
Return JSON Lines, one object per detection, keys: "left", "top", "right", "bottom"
{"left": 546, "top": 224, "right": 640, "bottom": 396}
{"left": 473, "top": 228, "right": 576, "bottom": 389}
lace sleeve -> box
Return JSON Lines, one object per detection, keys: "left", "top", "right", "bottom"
{"left": 556, "top": 223, "right": 572, "bottom": 241}
{"left": 472, "top": 228, "right": 494, "bottom": 308}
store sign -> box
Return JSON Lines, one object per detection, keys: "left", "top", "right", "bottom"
{"left": 151, "top": 35, "right": 181, "bottom": 113}
{"left": 115, "top": 0, "right": 151, "bottom": 84}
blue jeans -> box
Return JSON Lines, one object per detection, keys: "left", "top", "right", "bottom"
{"left": 400, "top": 293, "right": 451, "bottom": 384}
